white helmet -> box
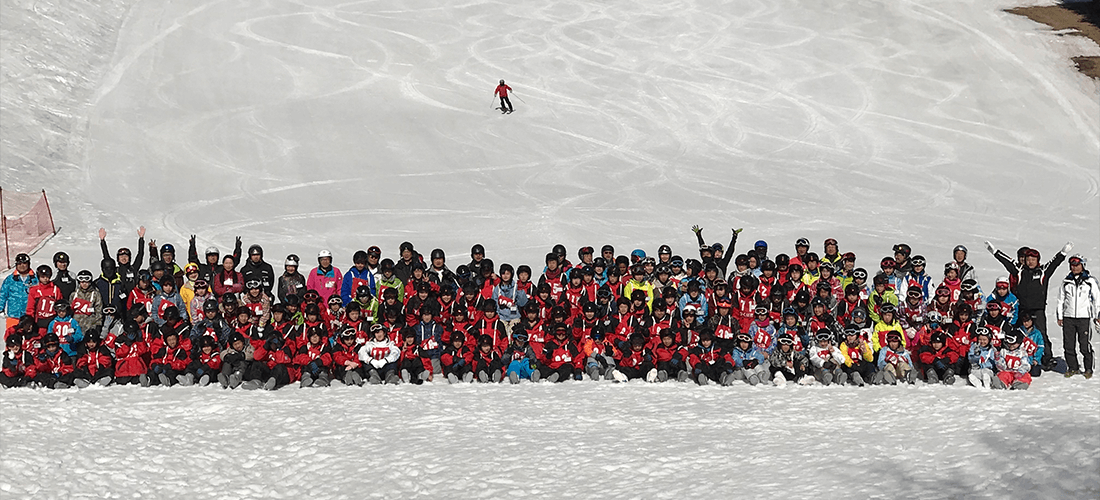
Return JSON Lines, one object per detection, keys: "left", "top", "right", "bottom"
{"left": 204, "top": 246, "right": 219, "bottom": 256}
{"left": 318, "top": 249, "right": 332, "bottom": 260}
{"left": 1070, "top": 254, "right": 1087, "bottom": 267}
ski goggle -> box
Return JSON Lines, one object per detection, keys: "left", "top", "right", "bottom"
{"left": 936, "top": 288, "right": 951, "bottom": 297}
{"left": 76, "top": 274, "right": 93, "bottom": 283}
{"left": 1069, "top": 257, "right": 1083, "bottom": 266}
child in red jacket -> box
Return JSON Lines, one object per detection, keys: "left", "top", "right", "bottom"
{"left": 186, "top": 336, "right": 222, "bottom": 386}
{"left": 246, "top": 334, "right": 295, "bottom": 390}
{"left": 149, "top": 330, "right": 190, "bottom": 386}
{"left": 537, "top": 323, "right": 579, "bottom": 383}
{"left": 613, "top": 333, "right": 657, "bottom": 382}
{"left": 295, "top": 326, "right": 333, "bottom": 388}
{"left": 73, "top": 332, "right": 114, "bottom": 387}
{"left": 30, "top": 333, "right": 74, "bottom": 389}
{"left": 113, "top": 321, "right": 149, "bottom": 386}
{"left": 399, "top": 328, "right": 429, "bottom": 384}
{"left": 918, "top": 331, "right": 959, "bottom": 384}
{"left": 441, "top": 331, "right": 474, "bottom": 383}
{"left": 653, "top": 329, "right": 689, "bottom": 382}
{"left": 1, "top": 334, "right": 35, "bottom": 388}
{"left": 332, "top": 327, "right": 365, "bottom": 386}
{"left": 472, "top": 334, "right": 504, "bottom": 383}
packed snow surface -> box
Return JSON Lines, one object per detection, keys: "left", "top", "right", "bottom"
{"left": 2, "top": 379, "right": 1098, "bottom": 499}
{"left": 2, "top": 0, "right": 1099, "bottom": 496}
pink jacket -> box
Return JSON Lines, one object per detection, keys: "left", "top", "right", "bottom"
{"left": 307, "top": 266, "right": 342, "bottom": 303}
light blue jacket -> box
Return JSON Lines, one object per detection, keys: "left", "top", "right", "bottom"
{"left": 47, "top": 315, "right": 84, "bottom": 357}
{"left": 0, "top": 271, "right": 38, "bottom": 317}
{"left": 492, "top": 280, "right": 529, "bottom": 322}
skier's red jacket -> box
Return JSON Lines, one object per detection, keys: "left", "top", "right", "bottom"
{"left": 441, "top": 344, "right": 474, "bottom": 369}
{"left": 254, "top": 343, "right": 297, "bottom": 379}
{"left": 114, "top": 337, "right": 148, "bottom": 377}
{"left": 494, "top": 84, "right": 512, "bottom": 97}
{"left": 331, "top": 339, "right": 361, "bottom": 368}
{"left": 293, "top": 341, "right": 333, "bottom": 371}
{"left": 2, "top": 350, "right": 35, "bottom": 378}
{"left": 689, "top": 343, "right": 733, "bottom": 369}
{"left": 541, "top": 337, "right": 578, "bottom": 369}
{"left": 193, "top": 350, "right": 223, "bottom": 372}
{"left": 30, "top": 348, "right": 73, "bottom": 379}
{"left": 76, "top": 346, "right": 113, "bottom": 377}
{"left": 151, "top": 344, "right": 189, "bottom": 372}
{"left": 28, "top": 282, "right": 63, "bottom": 322}
{"left": 469, "top": 317, "right": 509, "bottom": 354}
{"left": 653, "top": 342, "right": 687, "bottom": 364}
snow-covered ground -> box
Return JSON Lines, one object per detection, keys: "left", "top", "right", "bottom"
{"left": 2, "top": 378, "right": 1098, "bottom": 499}
{"left": 2, "top": 0, "right": 1099, "bottom": 496}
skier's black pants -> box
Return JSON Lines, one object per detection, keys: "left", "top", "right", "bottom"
{"left": 33, "top": 372, "right": 74, "bottom": 388}
{"left": 114, "top": 376, "right": 141, "bottom": 385}
{"left": 0, "top": 373, "right": 29, "bottom": 388}
{"left": 333, "top": 364, "right": 365, "bottom": 381}
{"left": 149, "top": 365, "right": 179, "bottom": 386}
{"left": 657, "top": 360, "right": 684, "bottom": 377}
{"left": 367, "top": 362, "right": 398, "bottom": 380}
{"left": 842, "top": 361, "right": 875, "bottom": 382}
{"left": 186, "top": 361, "right": 217, "bottom": 378}
{"left": 444, "top": 361, "right": 471, "bottom": 378}
{"left": 618, "top": 361, "right": 655, "bottom": 380}
{"left": 499, "top": 96, "right": 513, "bottom": 112}
{"left": 73, "top": 367, "right": 113, "bottom": 383}
{"left": 537, "top": 362, "right": 574, "bottom": 382}
{"left": 1063, "top": 317, "right": 1094, "bottom": 372}
{"left": 693, "top": 362, "right": 729, "bottom": 383}
{"left": 247, "top": 363, "right": 290, "bottom": 387}
{"left": 401, "top": 358, "right": 426, "bottom": 383}
{"left": 770, "top": 363, "right": 808, "bottom": 381}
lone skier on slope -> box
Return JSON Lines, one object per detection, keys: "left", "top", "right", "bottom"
{"left": 494, "top": 80, "right": 514, "bottom": 113}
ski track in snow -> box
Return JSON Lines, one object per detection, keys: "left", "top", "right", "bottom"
{"left": 2, "top": 378, "right": 1098, "bottom": 499}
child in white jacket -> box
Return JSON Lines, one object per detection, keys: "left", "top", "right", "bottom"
{"left": 808, "top": 329, "right": 846, "bottom": 386}
{"left": 359, "top": 326, "right": 401, "bottom": 384}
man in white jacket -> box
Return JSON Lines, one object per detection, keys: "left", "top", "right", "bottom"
{"left": 1056, "top": 255, "right": 1100, "bottom": 378}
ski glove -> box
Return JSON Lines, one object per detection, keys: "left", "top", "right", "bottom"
{"left": 1062, "top": 242, "right": 1073, "bottom": 254}
{"left": 691, "top": 225, "right": 702, "bottom": 234}
{"left": 984, "top": 241, "right": 996, "bottom": 255}
{"left": 732, "top": 228, "right": 743, "bottom": 236}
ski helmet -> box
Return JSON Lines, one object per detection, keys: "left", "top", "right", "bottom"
{"left": 499, "top": 79, "right": 505, "bottom": 85}
{"left": 248, "top": 245, "right": 263, "bottom": 257}
{"left": 53, "top": 251, "right": 69, "bottom": 264}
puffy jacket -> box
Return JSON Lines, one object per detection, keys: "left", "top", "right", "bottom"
{"left": 95, "top": 274, "right": 127, "bottom": 313}
{"left": 240, "top": 260, "right": 276, "bottom": 297}
{"left": 0, "top": 270, "right": 38, "bottom": 317}
{"left": 76, "top": 345, "right": 114, "bottom": 377}
{"left": 2, "top": 349, "right": 35, "bottom": 378}
{"left": 113, "top": 333, "right": 148, "bottom": 377}
{"left": 871, "top": 320, "right": 905, "bottom": 352}
{"left": 1019, "top": 325, "right": 1044, "bottom": 365}
{"left": 747, "top": 321, "right": 776, "bottom": 353}
{"left": 492, "top": 281, "right": 529, "bottom": 322}
{"left": 70, "top": 287, "right": 103, "bottom": 333}
{"left": 47, "top": 316, "right": 84, "bottom": 357}
{"left": 277, "top": 272, "right": 307, "bottom": 303}
{"left": 984, "top": 290, "right": 1019, "bottom": 321}
{"left": 413, "top": 320, "right": 444, "bottom": 358}
{"left": 623, "top": 279, "right": 656, "bottom": 312}
{"left": 213, "top": 269, "right": 244, "bottom": 297}
{"left": 30, "top": 348, "right": 73, "bottom": 379}
{"left": 967, "top": 343, "right": 997, "bottom": 370}
{"left": 151, "top": 292, "right": 186, "bottom": 326}
{"left": 730, "top": 344, "right": 765, "bottom": 369}
{"left": 995, "top": 345, "right": 1031, "bottom": 374}
{"left": 28, "top": 282, "right": 63, "bottom": 321}
{"left": 808, "top": 344, "right": 845, "bottom": 368}
{"left": 359, "top": 338, "right": 400, "bottom": 368}
{"left": 840, "top": 341, "right": 873, "bottom": 367}
{"left": 341, "top": 267, "right": 377, "bottom": 306}
{"left": 1056, "top": 271, "right": 1100, "bottom": 320}
{"left": 993, "top": 250, "right": 1066, "bottom": 310}
{"left": 876, "top": 346, "right": 912, "bottom": 370}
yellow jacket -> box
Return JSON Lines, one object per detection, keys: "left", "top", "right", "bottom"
{"left": 840, "top": 340, "right": 874, "bottom": 366}
{"left": 623, "top": 279, "right": 655, "bottom": 312}
{"left": 872, "top": 320, "right": 905, "bottom": 352}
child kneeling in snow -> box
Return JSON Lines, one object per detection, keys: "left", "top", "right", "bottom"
{"left": 967, "top": 327, "right": 1000, "bottom": 389}
{"left": 360, "top": 324, "right": 401, "bottom": 384}
{"left": 730, "top": 333, "right": 768, "bottom": 386}
{"left": 809, "top": 330, "right": 845, "bottom": 386}
{"left": 995, "top": 330, "right": 1032, "bottom": 390}
{"left": 769, "top": 332, "right": 810, "bottom": 385}
{"left": 874, "top": 331, "right": 914, "bottom": 385}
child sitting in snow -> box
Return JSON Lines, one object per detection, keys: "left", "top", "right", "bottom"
{"left": 768, "top": 332, "right": 810, "bottom": 386}
{"left": 808, "top": 329, "right": 845, "bottom": 386}
{"left": 967, "top": 327, "right": 998, "bottom": 389}
{"left": 918, "top": 331, "right": 959, "bottom": 385}
{"left": 995, "top": 330, "right": 1032, "bottom": 390}
{"left": 874, "top": 331, "right": 914, "bottom": 385}
{"left": 730, "top": 332, "right": 768, "bottom": 386}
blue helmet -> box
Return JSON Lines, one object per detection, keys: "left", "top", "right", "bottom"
{"left": 754, "top": 240, "right": 768, "bottom": 249}
{"left": 630, "top": 249, "right": 646, "bottom": 262}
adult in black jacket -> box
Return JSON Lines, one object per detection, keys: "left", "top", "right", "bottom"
{"left": 188, "top": 235, "right": 241, "bottom": 279}
{"left": 240, "top": 244, "right": 276, "bottom": 298}
{"left": 393, "top": 241, "right": 423, "bottom": 285}
{"left": 277, "top": 255, "right": 307, "bottom": 304}
{"left": 986, "top": 240, "right": 1072, "bottom": 367}
{"left": 98, "top": 227, "right": 145, "bottom": 295}
{"left": 691, "top": 226, "right": 740, "bottom": 277}
{"left": 95, "top": 258, "right": 127, "bottom": 313}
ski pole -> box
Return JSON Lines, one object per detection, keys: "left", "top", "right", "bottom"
{"left": 514, "top": 94, "right": 527, "bottom": 104}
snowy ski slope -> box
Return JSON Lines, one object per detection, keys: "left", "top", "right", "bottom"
{"left": 2, "top": 0, "right": 1099, "bottom": 497}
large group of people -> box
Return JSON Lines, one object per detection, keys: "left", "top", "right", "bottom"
{"left": 1, "top": 226, "right": 1096, "bottom": 391}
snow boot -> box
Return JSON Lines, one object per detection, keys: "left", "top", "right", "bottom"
{"left": 547, "top": 372, "right": 561, "bottom": 383}
{"left": 645, "top": 368, "right": 658, "bottom": 382}
{"left": 478, "top": 371, "right": 489, "bottom": 383}
{"left": 462, "top": 372, "right": 474, "bottom": 383}
{"left": 1064, "top": 370, "right": 1079, "bottom": 378}
{"left": 677, "top": 371, "right": 689, "bottom": 382}
{"left": 264, "top": 377, "right": 278, "bottom": 390}
{"left": 1085, "top": 371, "right": 1094, "bottom": 379}
{"left": 229, "top": 372, "right": 243, "bottom": 389}
{"left": 925, "top": 370, "right": 940, "bottom": 384}
{"left": 697, "top": 373, "right": 709, "bottom": 385}
{"left": 604, "top": 369, "right": 616, "bottom": 381}
{"left": 882, "top": 371, "right": 896, "bottom": 385}
{"left": 798, "top": 375, "right": 815, "bottom": 385}
{"left": 447, "top": 373, "right": 459, "bottom": 384}
{"left": 611, "top": 370, "right": 627, "bottom": 383}
{"left": 509, "top": 371, "right": 520, "bottom": 384}
{"left": 198, "top": 374, "right": 210, "bottom": 387}
{"left": 74, "top": 378, "right": 90, "bottom": 389}
{"left": 851, "top": 372, "right": 865, "bottom": 387}
{"left": 351, "top": 371, "right": 365, "bottom": 386}
{"left": 657, "top": 370, "right": 669, "bottom": 382}
{"left": 178, "top": 373, "right": 195, "bottom": 386}
{"left": 300, "top": 373, "right": 314, "bottom": 388}
{"left": 943, "top": 369, "right": 956, "bottom": 386}
{"left": 54, "top": 382, "right": 70, "bottom": 389}
{"left": 747, "top": 372, "right": 762, "bottom": 386}
{"left": 820, "top": 372, "right": 833, "bottom": 386}
{"left": 492, "top": 371, "right": 503, "bottom": 383}
{"left": 241, "top": 380, "right": 260, "bottom": 390}
{"left": 905, "top": 370, "right": 917, "bottom": 384}
{"left": 97, "top": 376, "right": 112, "bottom": 387}
{"left": 968, "top": 373, "right": 982, "bottom": 388}
{"left": 385, "top": 373, "right": 399, "bottom": 384}
{"left": 419, "top": 370, "right": 431, "bottom": 382}
{"left": 586, "top": 365, "right": 600, "bottom": 381}
{"left": 218, "top": 373, "right": 229, "bottom": 388}
{"left": 400, "top": 369, "right": 411, "bottom": 383}
{"left": 158, "top": 373, "right": 172, "bottom": 387}
{"left": 368, "top": 371, "right": 382, "bottom": 385}
{"left": 718, "top": 372, "right": 730, "bottom": 386}
{"left": 1011, "top": 381, "right": 1029, "bottom": 390}
{"left": 530, "top": 369, "right": 541, "bottom": 383}
{"left": 315, "top": 376, "right": 330, "bottom": 388}
{"left": 990, "top": 376, "right": 1007, "bottom": 389}
{"left": 772, "top": 372, "right": 786, "bottom": 387}
{"left": 836, "top": 372, "right": 848, "bottom": 386}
